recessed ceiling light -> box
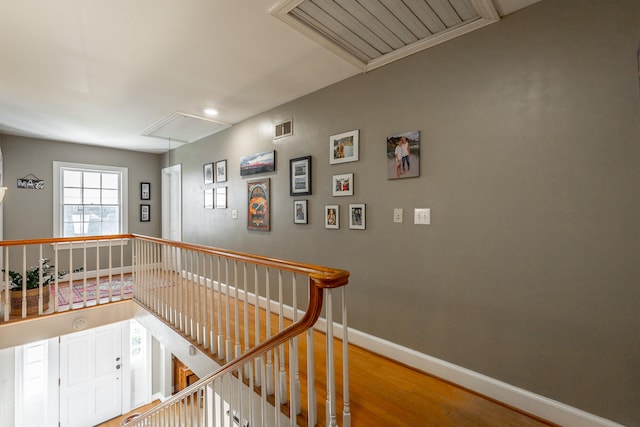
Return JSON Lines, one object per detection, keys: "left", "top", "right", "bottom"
{"left": 203, "top": 108, "right": 219, "bottom": 116}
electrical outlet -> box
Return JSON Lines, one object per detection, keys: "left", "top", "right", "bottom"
{"left": 414, "top": 208, "right": 430, "bottom": 225}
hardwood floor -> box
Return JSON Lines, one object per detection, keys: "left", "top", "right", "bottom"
{"left": 100, "top": 334, "right": 555, "bottom": 427}
{"left": 6, "top": 275, "right": 555, "bottom": 426}
{"left": 95, "top": 275, "right": 557, "bottom": 426}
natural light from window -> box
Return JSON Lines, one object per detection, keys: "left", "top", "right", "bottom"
{"left": 53, "top": 162, "right": 128, "bottom": 238}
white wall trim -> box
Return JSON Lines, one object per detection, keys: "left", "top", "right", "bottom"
{"left": 185, "top": 273, "right": 622, "bottom": 427}
{"left": 342, "top": 328, "right": 624, "bottom": 427}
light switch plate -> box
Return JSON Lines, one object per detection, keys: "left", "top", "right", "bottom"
{"left": 414, "top": 208, "right": 430, "bottom": 225}
{"left": 232, "top": 209, "right": 238, "bottom": 220}
{"left": 393, "top": 208, "right": 403, "bottom": 223}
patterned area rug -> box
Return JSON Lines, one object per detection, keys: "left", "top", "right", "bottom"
{"left": 51, "top": 276, "right": 133, "bottom": 306}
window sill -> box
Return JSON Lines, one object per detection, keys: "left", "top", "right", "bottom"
{"left": 50, "top": 238, "right": 130, "bottom": 250}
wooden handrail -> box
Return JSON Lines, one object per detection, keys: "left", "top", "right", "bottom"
{"left": 127, "top": 282, "right": 326, "bottom": 426}
{"left": 131, "top": 234, "right": 350, "bottom": 289}
{"left": 1, "top": 234, "right": 350, "bottom": 425}
{"left": 0, "top": 234, "right": 133, "bottom": 247}
{"left": 0, "top": 234, "right": 350, "bottom": 289}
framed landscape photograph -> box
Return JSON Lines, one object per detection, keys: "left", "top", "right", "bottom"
{"left": 140, "top": 204, "right": 150, "bottom": 222}
{"left": 203, "top": 162, "right": 214, "bottom": 184}
{"left": 215, "top": 186, "right": 227, "bottom": 209}
{"left": 386, "top": 130, "right": 420, "bottom": 180}
{"left": 324, "top": 205, "right": 339, "bottom": 229}
{"left": 329, "top": 129, "right": 359, "bottom": 164}
{"left": 289, "top": 155, "right": 311, "bottom": 196}
{"left": 140, "top": 182, "right": 150, "bottom": 200}
{"left": 204, "top": 189, "right": 214, "bottom": 209}
{"left": 293, "top": 200, "right": 308, "bottom": 224}
{"left": 332, "top": 173, "right": 354, "bottom": 197}
{"left": 215, "top": 159, "right": 227, "bottom": 183}
{"left": 349, "top": 203, "right": 366, "bottom": 230}
{"left": 247, "top": 179, "right": 270, "bottom": 231}
{"left": 240, "top": 150, "right": 276, "bottom": 176}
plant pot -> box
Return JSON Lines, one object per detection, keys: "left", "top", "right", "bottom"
{"left": 10, "top": 286, "right": 50, "bottom": 316}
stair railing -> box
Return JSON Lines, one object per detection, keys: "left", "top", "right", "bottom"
{"left": 129, "top": 235, "right": 351, "bottom": 427}
{"left": 0, "top": 234, "right": 351, "bottom": 426}
{"left": 0, "top": 234, "right": 133, "bottom": 321}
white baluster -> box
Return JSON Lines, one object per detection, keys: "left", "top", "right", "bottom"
{"left": 217, "top": 257, "right": 224, "bottom": 357}
{"left": 307, "top": 279, "right": 317, "bottom": 426}
{"left": 326, "top": 289, "right": 337, "bottom": 427}
{"left": 243, "top": 263, "right": 250, "bottom": 379}
{"left": 225, "top": 259, "right": 232, "bottom": 362}
{"left": 254, "top": 265, "right": 261, "bottom": 387}
{"left": 342, "top": 286, "right": 351, "bottom": 427}
{"left": 234, "top": 260, "right": 241, "bottom": 360}
{"left": 265, "top": 270, "right": 274, "bottom": 396}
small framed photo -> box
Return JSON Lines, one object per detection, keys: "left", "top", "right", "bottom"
{"left": 349, "top": 203, "right": 366, "bottom": 230}
{"left": 387, "top": 130, "right": 420, "bottom": 179}
{"left": 293, "top": 200, "right": 308, "bottom": 224}
{"left": 140, "top": 182, "right": 151, "bottom": 200}
{"left": 140, "top": 204, "right": 150, "bottom": 222}
{"left": 204, "top": 188, "right": 214, "bottom": 209}
{"left": 329, "top": 129, "right": 359, "bottom": 164}
{"left": 203, "top": 163, "right": 214, "bottom": 184}
{"left": 332, "top": 173, "right": 354, "bottom": 197}
{"left": 289, "top": 155, "right": 311, "bottom": 196}
{"left": 215, "top": 186, "right": 227, "bottom": 209}
{"left": 325, "top": 205, "right": 339, "bottom": 229}
{"left": 215, "top": 160, "right": 227, "bottom": 183}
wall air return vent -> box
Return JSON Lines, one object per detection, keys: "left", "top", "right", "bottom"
{"left": 142, "top": 112, "right": 231, "bottom": 144}
{"left": 270, "top": 0, "right": 500, "bottom": 72}
{"left": 274, "top": 119, "right": 293, "bottom": 139}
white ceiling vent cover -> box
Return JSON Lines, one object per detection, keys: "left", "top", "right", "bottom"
{"left": 270, "top": 0, "right": 500, "bottom": 72}
{"left": 142, "top": 112, "right": 231, "bottom": 143}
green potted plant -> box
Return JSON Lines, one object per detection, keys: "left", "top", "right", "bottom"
{"left": 3, "top": 258, "right": 82, "bottom": 315}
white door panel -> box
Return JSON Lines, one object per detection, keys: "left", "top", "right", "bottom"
{"left": 60, "top": 324, "right": 122, "bottom": 427}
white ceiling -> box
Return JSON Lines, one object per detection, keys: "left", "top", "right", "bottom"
{"left": 0, "top": 0, "right": 540, "bottom": 153}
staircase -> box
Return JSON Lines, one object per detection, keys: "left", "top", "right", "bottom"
{"left": 0, "top": 234, "right": 351, "bottom": 427}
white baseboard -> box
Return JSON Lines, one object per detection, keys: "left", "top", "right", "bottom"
{"left": 343, "top": 328, "right": 624, "bottom": 427}
{"left": 176, "top": 274, "right": 623, "bottom": 426}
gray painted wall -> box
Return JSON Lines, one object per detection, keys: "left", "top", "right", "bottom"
{"left": 0, "top": 134, "right": 162, "bottom": 241}
{"left": 166, "top": 1, "right": 640, "bottom": 425}
{"left": 0, "top": 0, "right": 637, "bottom": 424}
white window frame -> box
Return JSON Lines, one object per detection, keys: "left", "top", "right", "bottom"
{"left": 53, "top": 161, "right": 128, "bottom": 243}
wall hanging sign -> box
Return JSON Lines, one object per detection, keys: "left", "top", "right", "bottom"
{"left": 17, "top": 174, "right": 45, "bottom": 189}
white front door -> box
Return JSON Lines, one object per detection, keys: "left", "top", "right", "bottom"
{"left": 59, "top": 324, "right": 122, "bottom": 427}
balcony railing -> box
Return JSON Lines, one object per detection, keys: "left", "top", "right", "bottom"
{"left": 0, "top": 234, "right": 351, "bottom": 426}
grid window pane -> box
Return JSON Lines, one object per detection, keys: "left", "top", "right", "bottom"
{"left": 102, "top": 189, "right": 119, "bottom": 205}
{"left": 84, "top": 172, "right": 101, "bottom": 188}
{"left": 60, "top": 166, "right": 125, "bottom": 237}
{"left": 63, "top": 170, "right": 82, "bottom": 187}
{"left": 102, "top": 206, "right": 119, "bottom": 221}
{"left": 63, "top": 188, "right": 82, "bottom": 204}
{"left": 83, "top": 188, "right": 101, "bottom": 204}
{"left": 102, "top": 173, "right": 119, "bottom": 189}
{"left": 102, "top": 221, "right": 119, "bottom": 235}
{"left": 63, "top": 205, "right": 83, "bottom": 222}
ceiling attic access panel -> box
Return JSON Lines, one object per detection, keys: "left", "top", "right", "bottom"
{"left": 270, "top": 0, "right": 500, "bottom": 71}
